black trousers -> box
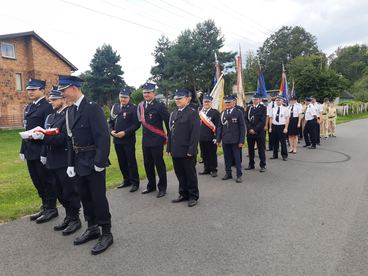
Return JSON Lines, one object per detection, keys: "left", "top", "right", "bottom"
{"left": 26, "top": 160, "right": 56, "bottom": 207}
{"left": 143, "top": 145, "right": 167, "bottom": 192}
{"left": 272, "top": 124, "right": 288, "bottom": 158}
{"left": 50, "top": 167, "right": 80, "bottom": 217}
{"left": 76, "top": 170, "right": 111, "bottom": 227}
{"left": 114, "top": 143, "right": 139, "bottom": 187}
{"left": 199, "top": 141, "right": 218, "bottom": 173}
{"left": 268, "top": 130, "right": 274, "bottom": 150}
{"left": 304, "top": 119, "right": 317, "bottom": 147}
{"left": 223, "top": 143, "right": 242, "bottom": 177}
{"left": 172, "top": 156, "right": 199, "bottom": 200}
{"left": 316, "top": 119, "right": 321, "bottom": 144}
{"left": 247, "top": 133, "right": 266, "bottom": 168}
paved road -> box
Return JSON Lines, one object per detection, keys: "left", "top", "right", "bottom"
{"left": 1, "top": 119, "right": 368, "bottom": 276}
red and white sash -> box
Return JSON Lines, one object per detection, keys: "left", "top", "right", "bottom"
{"left": 138, "top": 102, "right": 167, "bottom": 143}
{"left": 199, "top": 110, "right": 216, "bottom": 133}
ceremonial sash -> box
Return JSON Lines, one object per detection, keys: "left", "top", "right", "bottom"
{"left": 199, "top": 110, "right": 216, "bottom": 133}
{"left": 139, "top": 102, "right": 167, "bottom": 143}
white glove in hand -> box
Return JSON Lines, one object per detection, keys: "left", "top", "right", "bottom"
{"left": 212, "top": 139, "right": 217, "bottom": 144}
{"left": 40, "top": 156, "right": 47, "bottom": 165}
{"left": 66, "top": 166, "right": 76, "bottom": 177}
{"left": 94, "top": 165, "right": 105, "bottom": 172}
{"left": 19, "top": 153, "right": 25, "bottom": 161}
{"left": 31, "top": 132, "right": 45, "bottom": 140}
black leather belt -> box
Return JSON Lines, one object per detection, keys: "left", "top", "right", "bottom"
{"left": 73, "top": 145, "right": 96, "bottom": 154}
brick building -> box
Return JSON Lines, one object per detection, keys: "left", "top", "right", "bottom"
{"left": 0, "top": 31, "right": 77, "bottom": 128}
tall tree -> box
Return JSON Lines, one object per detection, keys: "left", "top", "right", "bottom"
{"left": 330, "top": 44, "right": 368, "bottom": 85}
{"left": 84, "top": 44, "right": 125, "bottom": 105}
{"left": 257, "top": 26, "right": 319, "bottom": 89}
{"left": 243, "top": 51, "right": 259, "bottom": 92}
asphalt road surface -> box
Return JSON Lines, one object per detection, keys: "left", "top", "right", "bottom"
{"left": 1, "top": 119, "right": 368, "bottom": 276}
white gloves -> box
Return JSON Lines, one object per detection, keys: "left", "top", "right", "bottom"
{"left": 212, "top": 139, "right": 217, "bottom": 144}
{"left": 94, "top": 165, "right": 105, "bottom": 172}
{"left": 19, "top": 153, "right": 25, "bottom": 161}
{"left": 66, "top": 166, "right": 76, "bottom": 177}
{"left": 31, "top": 132, "right": 45, "bottom": 140}
{"left": 40, "top": 156, "right": 47, "bottom": 165}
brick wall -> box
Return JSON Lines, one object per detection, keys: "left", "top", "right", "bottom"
{"left": 0, "top": 35, "right": 73, "bottom": 128}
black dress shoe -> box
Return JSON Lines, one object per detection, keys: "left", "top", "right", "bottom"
{"left": 54, "top": 217, "right": 70, "bottom": 231}
{"left": 199, "top": 171, "right": 210, "bottom": 175}
{"left": 303, "top": 145, "right": 310, "bottom": 148}
{"left": 308, "top": 146, "right": 316, "bottom": 149}
{"left": 156, "top": 191, "right": 166, "bottom": 198}
{"left": 74, "top": 226, "right": 101, "bottom": 245}
{"left": 188, "top": 199, "right": 198, "bottom": 207}
{"left": 221, "top": 174, "right": 232, "bottom": 180}
{"left": 282, "top": 157, "right": 288, "bottom": 161}
{"left": 236, "top": 176, "right": 242, "bottom": 183}
{"left": 141, "top": 188, "right": 156, "bottom": 194}
{"left": 91, "top": 233, "right": 113, "bottom": 255}
{"left": 36, "top": 208, "right": 58, "bottom": 224}
{"left": 117, "top": 182, "right": 131, "bottom": 189}
{"left": 260, "top": 167, "right": 266, "bottom": 173}
{"left": 30, "top": 206, "right": 45, "bottom": 221}
{"left": 210, "top": 171, "right": 217, "bottom": 177}
{"left": 129, "top": 185, "right": 139, "bottom": 192}
{"left": 244, "top": 166, "right": 255, "bottom": 170}
{"left": 172, "top": 195, "right": 188, "bottom": 203}
{"left": 270, "top": 156, "right": 278, "bottom": 159}
{"left": 62, "top": 219, "right": 82, "bottom": 236}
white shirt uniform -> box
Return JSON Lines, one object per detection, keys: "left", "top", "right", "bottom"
{"left": 271, "top": 105, "right": 289, "bottom": 125}
{"left": 267, "top": 101, "right": 276, "bottom": 117}
{"left": 288, "top": 104, "right": 301, "bottom": 118}
{"left": 313, "top": 102, "right": 323, "bottom": 117}
{"left": 305, "top": 104, "right": 317, "bottom": 121}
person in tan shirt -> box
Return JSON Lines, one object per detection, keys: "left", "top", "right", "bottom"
{"left": 328, "top": 102, "right": 337, "bottom": 137}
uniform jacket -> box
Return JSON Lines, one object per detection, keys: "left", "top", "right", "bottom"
{"left": 138, "top": 99, "right": 170, "bottom": 147}
{"left": 109, "top": 102, "right": 140, "bottom": 145}
{"left": 43, "top": 107, "right": 69, "bottom": 170}
{"left": 167, "top": 106, "right": 200, "bottom": 158}
{"left": 244, "top": 104, "right": 267, "bottom": 135}
{"left": 20, "top": 97, "right": 53, "bottom": 160}
{"left": 199, "top": 108, "right": 220, "bottom": 142}
{"left": 216, "top": 108, "right": 245, "bottom": 144}
{"left": 67, "top": 97, "right": 110, "bottom": 176}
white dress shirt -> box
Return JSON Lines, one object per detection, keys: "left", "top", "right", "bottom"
{"left": 74, "top": 95, "right": 85, "bottom": 110}
{"left": 305, "top": 104, "right": 317, "bottom": 121}
{"left": 271, "top": 105, "right": 289, "bottom": 125}
{"left": 288, "top": 104, "right": 301, "bottom": 118}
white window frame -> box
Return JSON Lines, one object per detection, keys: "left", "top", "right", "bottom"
{"left": 1, "top": 42, "right": 16, "bottom": 59}
{"left": 15, "top": 73, "right": 23, "bottom": 92}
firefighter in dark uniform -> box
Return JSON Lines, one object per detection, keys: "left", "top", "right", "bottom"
{"left": 168, "top": 89, "right": 200, "bottom": 207}
{"left": 217, "top": 95, "right": 246, "bottom": 183}
{"left": 35, "top": 87, "right": 81, "bottom": 235}
{"left": 19, "top": 79, "right": 58, "bottom": 223}
{"left": 244, "top": 94, "right": 267, "bottom": 172}
{"left": 138, "top": 83, "right": 170, "bottom": 198}
{"left": 109, "top": 87, "right": 141, "bottom": 192}
{"left": 233, "top": 96, "right": 245, "bottom": 164}
{"left": 58, "top": 75, "right": 113, "bottom": 255}
{"left": 198, "top": 94, "right": 220, "bottom": 177}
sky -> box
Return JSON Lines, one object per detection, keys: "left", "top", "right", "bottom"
{"left": 1, "top": 0, "right": 367, "bottom": 88}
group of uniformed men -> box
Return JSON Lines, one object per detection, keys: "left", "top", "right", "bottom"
{"left": 20, "top": 76, "right": 337, "bottom": 255}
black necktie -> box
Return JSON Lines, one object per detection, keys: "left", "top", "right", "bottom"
{"left": 291, "top": 105, "right": 294, "bottom": 115}
{"left": 276, "top": 107, "right": 280, "bottom": 122}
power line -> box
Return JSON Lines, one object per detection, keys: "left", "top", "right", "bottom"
{"left": 59, "top": 0, "right": 175, "bottom": 36}
{"left": 156, "top": 0, "right": 203, "bottom": 21}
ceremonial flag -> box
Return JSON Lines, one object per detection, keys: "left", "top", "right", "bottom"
{"left": 213, "top": 52, "right": 221, "bottom": 86}
{"left": 291, "top": 79, "right": 296, "bottom": 98}
{"left": 279, "top": 64, "right": 289, "bottom": 101}
{"left": 210, "top": 73, "right": 225, "bottom": 112}
{"left": 256, "top": 65, "right": 268, "bottom": 99}
{"left": 235, "top": 46, "right": 245, "bottom": 107}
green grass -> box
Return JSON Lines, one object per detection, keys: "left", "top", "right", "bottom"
{"left": 336, "top": 112, "right": 368, "bottom": 124}
{"left": 0, "top": 128, "right": 223, "bottom": 223}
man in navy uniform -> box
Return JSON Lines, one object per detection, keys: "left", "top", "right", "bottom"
{"left": 138, "top": 82, "right": 170, "bottom": 198}
{"left": 198, "top": 94, "right": 220, "bottom": 177}
{"left": 20, "top": 79, "right": 58, "bottom": 223}
{"left": 59, "top": 75, "right": 113, "bottom": 255}
{"left": 244, "top": 94, "right": 267, "bottom": 172}
{"left": 217, "top": 95, "right": 245, "bottom": 183}
{"left": 109, "top": 87, "right": 141, "bottom": 192}
{"left": 168, "top": 89, "right": 200, "bottom": 207}
{"left": 269, "top": 96, "right": 289, "bottom": 161}
{"left": 33, "top": 87, "right": 81, "bottom": 235}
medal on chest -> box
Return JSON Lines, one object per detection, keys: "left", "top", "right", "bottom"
{"left": 123, "top": 112, "right": 127, "bottom": 119}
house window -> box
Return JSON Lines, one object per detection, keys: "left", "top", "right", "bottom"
{"left": 1, "top": 42, "right": 16, "bottom": 59}
{"left": 15, "top": 73, "right": 23, "bottom": 91}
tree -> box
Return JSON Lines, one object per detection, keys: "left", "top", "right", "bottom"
{"left": 351, "top": 72, "right": 368, "bottom": 101}
{"left": 287, "top": 55, "right": 348, "bottom": 101}
{"left": 84, "top": 44, "right": 125, "bottom": 105}
{"left": 243, "top": 50, "right": 259, "bottom": 92}
{"left": 258, "top": 26, "right": 319, "bottom": 89}
{"left": 330, "top": 44, "right": 368, "bottom": 85}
